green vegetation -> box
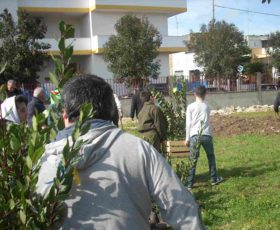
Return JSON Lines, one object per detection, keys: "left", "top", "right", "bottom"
{"left": 103, "top": 14, "right": 162, "bottom": 87}
{"left": 0, "top": 9, "right": 50, "bottom": 83}
{"left": 269, "top": 31, "right": 280, "bottom": 71}
{"left": 187, "top": 20, "right": 250, "bottom": 80}
{"left": 0, "top": 21, "right": 93, "bottom": 228}
{"left": 122, "top": 114, "right": 280, "bottom": 229}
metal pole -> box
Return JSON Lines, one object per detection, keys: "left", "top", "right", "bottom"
{"left": 212, "top": 0, "right": 215, "bottom": 24}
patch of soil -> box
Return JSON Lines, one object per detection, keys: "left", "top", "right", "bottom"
{"left": 211, "top": 114, "right": 280, "bottom": 137}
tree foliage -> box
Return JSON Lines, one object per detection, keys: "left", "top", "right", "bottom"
{"left": 0, "top": 9, "right": 50, "bottom": 83}
{"left": 268, "top": 31, "right": 280, "bottom": 71}
{"left": 187, "top": 20, "right": 251, "bottom": 79}
{"left": 150, "top": 76, "right": 186, "bottom": 140}
{"left": 103, "top": 14, "right": 162, "bottom": 86}
{"left": 262, "top": 0, "right": 271, "bottom": 3}
{"left": 0, "top": 21, "right": 93, "bottom": 228}
{"left": 244, "top": 62, "right": 265, "bottom": 75}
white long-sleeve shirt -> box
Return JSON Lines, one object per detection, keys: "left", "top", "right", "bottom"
{"left": 186, "top": 100, "right": 212, "bottom": 141}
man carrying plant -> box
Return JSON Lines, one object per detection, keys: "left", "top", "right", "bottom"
{"left": 37, "top": 74, "right": 205, "bottom": 229}
{"left": 138, "top": 90, "right": 167, "bottom": 152}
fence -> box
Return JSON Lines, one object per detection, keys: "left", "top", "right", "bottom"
{"left": 18, "top": 76, "right": 277, "bottom": 102}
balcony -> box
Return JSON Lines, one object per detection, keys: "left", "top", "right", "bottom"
{"left": 19, "top": 0, "right": 187, "bottom": 15}
{"left": 251, "top": 48, "right": 271, "bottom": 59}
{"left": 44, "top": 38, "right": 91, "bottom": 55}
{"left": 92, "top": 35, "right": 186, "bottom": 53}
{"left": 43, "top": 35, "right": 187, "bottom": 55}
{"left": 18, "top": 0, "right": 91, "bottom": 13}
{"left": 94, "top": 0, "right": 187, "bottom": 15}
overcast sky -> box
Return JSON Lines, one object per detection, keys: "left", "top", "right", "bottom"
{"left": 168, "top": 0, "right": 280, "bottom": 36}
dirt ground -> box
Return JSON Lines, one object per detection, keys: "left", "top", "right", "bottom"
{"left": 211, "top": 113, "right": 280, "bottom": 137}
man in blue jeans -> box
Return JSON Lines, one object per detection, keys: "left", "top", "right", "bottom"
{"left": 185, "top": 86, "right": 223, "bottom": 189}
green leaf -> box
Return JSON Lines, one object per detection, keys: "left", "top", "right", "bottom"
{"left": 64, "top": 46, "right": 73, "bottom": 60}
{"left": 58, "top": 37, "right": 65, "bottom": 51}
{"left": 26, "top": 155, "right": 32, "bottom": 170}
{"left": 31, "top": 146, "right": 45, "bottom": 162}
{"left": 9, "top": 199, "right": 15, "bottom": 210}
{"left": 20, "top": 209, "right": 26, "bottom": 224}
{"left": 32, "top": 115, "right": 38, "bottom": 131}
{"left": 59, "top": 21, "right": 65, "bottom": 34}
{"left": 10, "top": 135, "right": 21, "bottom": 151}
{"left": 49, "top": 72, "right": 59, "bottom": 88}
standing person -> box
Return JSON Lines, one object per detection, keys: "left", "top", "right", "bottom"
{"left": 37, "top": 74, "right": 205, "bottom": 230}
{"left": 6, "top": 80, "right": 22, "bottom": 98}
{"left": 130, "top": 87, "right": 143, "bottom": 120}
{"left": 138, "top": 90, "right": 167, "bottom": 152}
{"left": 1, "top": 95, "right": 28, "bottom": 125}
{"left": 27, "top": 87, "right": 46, "bottom": 126}
{"left": 186, "top": 86, "right": 223, "bottom": 189}
{"left": 274, "top": 92, "right": 280, "bottom": 113}
{"left": 114, "top": 93, "right": 123, "bottom": 120}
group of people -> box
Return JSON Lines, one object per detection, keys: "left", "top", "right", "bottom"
{"left": 1, "top": 75, "right": 280, "bottom": 229}
{"left": 0, "top": 79, "right": 46, "bottom": 126}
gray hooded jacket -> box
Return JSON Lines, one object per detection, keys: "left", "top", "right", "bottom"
{"left": 37, "top": 120, "right": 204, "bottom": 229}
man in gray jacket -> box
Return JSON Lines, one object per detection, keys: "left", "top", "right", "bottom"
{"left": 37, "top": 74, "right": 204, "bottom": 229}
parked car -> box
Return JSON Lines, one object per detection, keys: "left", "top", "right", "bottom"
{"left": 261, "top": 84, "right": 278, "bottom": 91}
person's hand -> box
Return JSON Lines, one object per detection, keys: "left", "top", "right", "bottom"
{"left": 185, "top": 140, "right": 190, "bottom": 147}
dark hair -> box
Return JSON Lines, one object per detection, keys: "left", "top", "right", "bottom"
{"left": 140, "top": 90, "right": 151, "bottom": 103}
{"left": 15, "top": 95, "right": 27, "bottom": 108}
{"left": 194, "top": 86, "right": 206, "bottom": 99}
{"left": 274, "top": 92, "right": 280, "bottom": 113}
{"left": 62, "top": 75, "right": 118, "bottom": 125}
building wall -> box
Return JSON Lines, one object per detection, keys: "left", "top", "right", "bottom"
{"left": 42, "top": 14, "right": 86, "bottom": 38}
{"left": 170, "top": 52, "right": 202, "bottom": 79}
{"left": 91, "top": 12, "right": 168, "bottom": 36}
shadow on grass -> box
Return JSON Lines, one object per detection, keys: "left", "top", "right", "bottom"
{"left": 195, "top": 160, "right": 279, "bottom": 185}
{"left": 191, "top": 161, "right": 280, "bottom": 227}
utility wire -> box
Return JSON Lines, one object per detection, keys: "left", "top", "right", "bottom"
{"left": 215, "top": 4, "right": 280, "bottom": 17}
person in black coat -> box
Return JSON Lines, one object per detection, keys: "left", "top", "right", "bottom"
{"left": 130, "top": 88, "right": 143, "bottom": 120}
{"left": 6, "top": 80, "right": 22, "bottom": 98}
{"left": 274, "top": 92, "right": 280, "bottom": 114}
{"left": 27, "top": 87, "right": 46, "bottom": 126}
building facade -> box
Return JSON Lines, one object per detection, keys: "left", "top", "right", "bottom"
{"left": 0, "top": 0, "right": 187, "bottom": 82}
{"left": 171, "top": 34, "right": 279, "bottom": 82}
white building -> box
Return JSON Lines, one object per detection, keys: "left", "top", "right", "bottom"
{"left": 0, "top": 0, "right": 187, "bottom": 82}
{"left": 171, "top": 34, "right": 279, "bottom": 82}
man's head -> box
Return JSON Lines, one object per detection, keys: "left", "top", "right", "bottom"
{"left": 62, "top": 74, "right": 118, "bottom": 125}
{"left": 140, "top": 90, "right": 152, "bottom": 104}
{"left": 15, "top": 95, "right": 28, "bottom": 123}
{"left": 194, "top": 86, "right": 206, "bottom": 100}
{"left": 33, "top": 87, "right": 45, "bottom": 102}
{"left": 7, "top": 80, "right": 16, "bottom": 92}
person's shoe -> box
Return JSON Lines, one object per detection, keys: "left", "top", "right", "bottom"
{"left": 185, "top": 184, "right": 193, "bottom": 191}
{"left": 211, "top": 176, "right": 224, "bottom": 186}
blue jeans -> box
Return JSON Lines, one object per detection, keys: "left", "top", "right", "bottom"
{"left": 187, "top": 135, "right": 217, "bottom": 187}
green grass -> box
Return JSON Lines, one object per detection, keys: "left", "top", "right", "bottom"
{"left": 197, "top": 134, "right": 280, "bottom": 230}
{"left": 123, "top": 116, "right": 280, "bottom": 229}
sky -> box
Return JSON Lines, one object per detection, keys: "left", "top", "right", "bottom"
{"left": 168, "top": 0, "right": 280, "bottom": 36}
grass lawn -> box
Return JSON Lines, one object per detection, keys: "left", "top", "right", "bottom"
{"left": 122, "top": 114, "right": 280, "bottom": 229}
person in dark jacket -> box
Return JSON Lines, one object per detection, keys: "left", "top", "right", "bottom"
{"left": 130, "top": 87, "right": 143, "bottom": 120}
{"left": 6, "top": 80, "right": 22, "bottom": 98}
{"left": 27, "top": 87, "right": 46, "bottom": 126}
{"left": 138, "top": 90, "right": 167, "bottom": 152}
{"left": 274, "top": 92, "right": 280, "bottom": 114}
